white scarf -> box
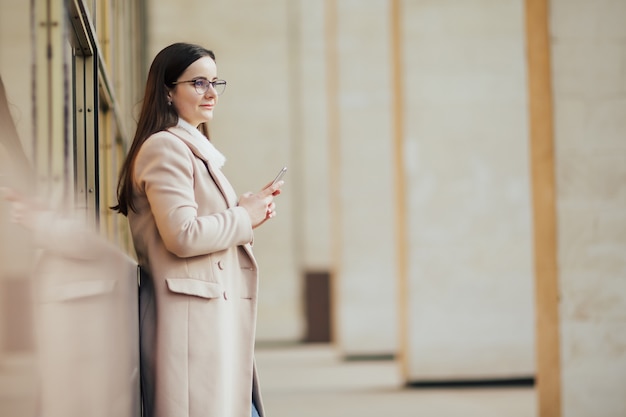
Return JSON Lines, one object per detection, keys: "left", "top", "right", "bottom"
{"left": 176, "top": 118, "right": 227, "bottom": 169}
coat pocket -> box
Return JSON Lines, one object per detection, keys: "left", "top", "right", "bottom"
{"left": 165, "top": 278, "right": 224, "bottom": 299}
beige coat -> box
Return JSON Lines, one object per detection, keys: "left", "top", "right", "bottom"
{"left": 128, "top": 126, "right": 265, "bottom": 417}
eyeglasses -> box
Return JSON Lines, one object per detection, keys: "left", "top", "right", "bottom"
{"left": 172, "top": 78, "right": 227, "bottom": 95}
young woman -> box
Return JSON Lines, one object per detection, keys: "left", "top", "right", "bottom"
{"left": 113, "top": 42, "right": 282, "bottom": 417}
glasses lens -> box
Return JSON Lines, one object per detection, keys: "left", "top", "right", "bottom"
{"left": 192, "top": 80, "right": 226, "bottom": 95}
{"left": 193, "top": 80, "right": 209, "bottom": 95}
{"left": 214, "top": 81, "right": 226, "bottom": 95}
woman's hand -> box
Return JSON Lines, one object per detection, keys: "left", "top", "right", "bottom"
{"left": 238, "top": 181, "right": 283, "bottom": 229}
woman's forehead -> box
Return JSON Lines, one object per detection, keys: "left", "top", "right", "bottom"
{"left": 182, "top": 56, "right": 217, "bottom": 78}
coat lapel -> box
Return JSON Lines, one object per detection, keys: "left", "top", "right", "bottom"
{"left": 167, "top": 126, "right": 237, "bottom": 208}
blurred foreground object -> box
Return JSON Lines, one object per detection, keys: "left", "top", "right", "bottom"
{"left": 1, "top": 189, "right": 140, "bottom": 417}
{"left": 33, "top": 210, "right": 139, "bottom": 417}
{"left": 1, "top": 72, "right": 139, "bottom": 417}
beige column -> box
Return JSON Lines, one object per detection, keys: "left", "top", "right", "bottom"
{"left": 328, "top": 0, "right": 399, "bottom": 357}
{"left": 401, "top": 0, "right": 535, "bottom": 381}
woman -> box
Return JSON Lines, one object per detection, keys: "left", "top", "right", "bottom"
{"left": 113, "top": 42, "right": 282, "bottom": 417}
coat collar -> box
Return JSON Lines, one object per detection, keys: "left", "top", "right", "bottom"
{"left": 168, "top": 120, "right": 226, "bottom": 168}
{"left": 166, "top": 125, "right": 237, "bottom": 208}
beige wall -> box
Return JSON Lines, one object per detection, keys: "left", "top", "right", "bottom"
{"left": 551, "top": 0, "right": 626, "bottom": 416}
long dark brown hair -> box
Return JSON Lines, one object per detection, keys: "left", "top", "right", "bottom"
{"left": 111, "top": 43, "right": 215, "bottom": 216}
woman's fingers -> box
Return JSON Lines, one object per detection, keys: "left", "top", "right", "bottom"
{"left": 262, "top": 180, "right": 283, "bottom": 197}
{"left": 265, "top": 202, "right": 277, "bottom": 219}
{"left": 239, "top": 181, "right": 283, "bottom": 228}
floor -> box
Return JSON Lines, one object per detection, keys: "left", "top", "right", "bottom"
{"left": 255, "top": 344, "right": 537, "bottom": 417}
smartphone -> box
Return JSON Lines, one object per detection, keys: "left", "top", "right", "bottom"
{"left": 271, "top": 166, "right": 287, "bottom": 185}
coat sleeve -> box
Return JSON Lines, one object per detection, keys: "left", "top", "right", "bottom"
{"left": 134, "top": 133, "right": 253, "bottom": 258}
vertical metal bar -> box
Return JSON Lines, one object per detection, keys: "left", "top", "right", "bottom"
{"left": 524, "top": 0, "right": 561, "bottom": 416}
{"left": 74, "top": 55, "right": 87, "bottom": 215}
{"left": 84, "top": 52, "right": 99, "bottom": 225}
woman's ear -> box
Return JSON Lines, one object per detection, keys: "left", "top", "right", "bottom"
{"left": 165, "top": 86, "right": 173, "bottom": 105}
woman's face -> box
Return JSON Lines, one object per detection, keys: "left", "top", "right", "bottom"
{"left": 168, "top": 56, "right": 218, "bottom": 127}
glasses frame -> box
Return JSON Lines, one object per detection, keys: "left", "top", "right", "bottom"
{"left": 172, "top": 78, "right": 227, "bottom": 95}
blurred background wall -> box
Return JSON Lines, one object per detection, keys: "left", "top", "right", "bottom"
{"left": 550, "top": 1, "right": 626, "bottom": 416}
{"left": 0, "top": 0, "right": 624, "bottom": 416}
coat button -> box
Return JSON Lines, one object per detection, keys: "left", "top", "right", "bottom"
{"left": 217, "top": 261, "right": 224, "bottom": 270}
{"left": 223, "top": 291, "right": 228, "bottom": 300}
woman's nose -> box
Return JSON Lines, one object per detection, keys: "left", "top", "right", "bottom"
{"left": 205, "top": 84, "right": 217, "bottom": 97}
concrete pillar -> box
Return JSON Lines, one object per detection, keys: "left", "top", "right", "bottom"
{"left": 329, "top": 0, "right": 399, "bottom": 357}
{"left": 401, "top": 0, "right": 535, "bottom": 381}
